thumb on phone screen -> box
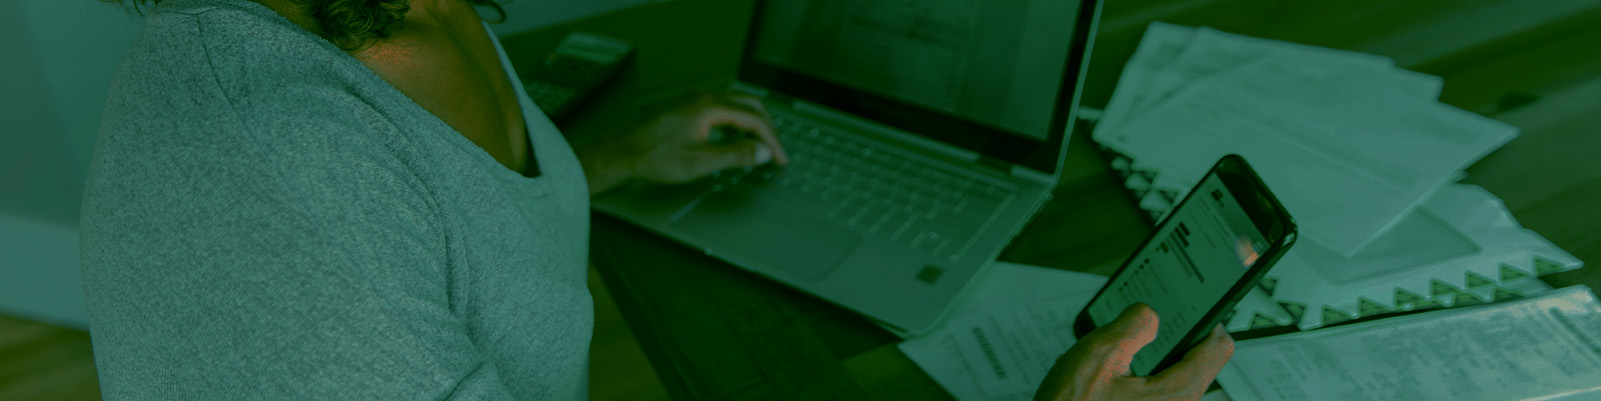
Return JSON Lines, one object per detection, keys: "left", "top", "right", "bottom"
{"left": 1034, "top": 303, "right": 1234, "bottom": 401}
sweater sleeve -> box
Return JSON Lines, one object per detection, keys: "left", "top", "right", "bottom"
{"left": 81, "top": 65, "right": 518, "bottom": 400}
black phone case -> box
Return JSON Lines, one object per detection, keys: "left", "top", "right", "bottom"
{"left": 1072, "top": 155, "right": 1296, "bottom": 376}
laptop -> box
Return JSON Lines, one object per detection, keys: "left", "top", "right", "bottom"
{"left": 593, "top": 0, "right": 1103, "bottom": 333}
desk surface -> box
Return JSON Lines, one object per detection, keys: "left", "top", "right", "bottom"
{"left": 499, "top": 0, "right": 1601, "bottom": 399}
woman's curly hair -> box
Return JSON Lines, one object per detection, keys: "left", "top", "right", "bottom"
{"left": 109, "top": 0, "right": 507, "bottom": 50}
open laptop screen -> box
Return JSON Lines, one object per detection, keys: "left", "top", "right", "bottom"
{"left": 752, "top": 0, "right": 1077, "bottom": 141}
{"left": 740, "top": 0, "right": 1097, "bottom": 174}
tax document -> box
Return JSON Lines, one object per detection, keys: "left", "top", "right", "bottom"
{"left": 1102, "top": 56, "right": 1518, "bottom": 256}
{"left": 898, "top": 263, "right": 1107, "bottom": 401}
{"left": 1217, "top": 286, "right": 1601, "bottom": 401}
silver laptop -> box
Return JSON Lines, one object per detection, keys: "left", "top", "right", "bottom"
{"left": 593, "top": 0, "right": 1103, "bottom": 332}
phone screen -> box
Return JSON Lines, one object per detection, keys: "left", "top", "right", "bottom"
{"left": 1085, "top": 172, "right": 1270, "bottom": 375}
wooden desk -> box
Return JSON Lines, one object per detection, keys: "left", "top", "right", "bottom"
{"left": 499, "top": 0, "right": 1601, "bottom": 399}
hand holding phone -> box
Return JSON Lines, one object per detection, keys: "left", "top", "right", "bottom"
{"left": 1034, "top": 303, "right": 1234, "bottom": 401}
{"left": 1074, "top": 154, "right": 1296, "bottom": 377}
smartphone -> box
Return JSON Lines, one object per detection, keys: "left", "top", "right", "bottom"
{"left": 521, "top": 32, "right": 635, "bottom": 123}
{"left": 1073, "top": 154, "right": 1296, "bottom": 376}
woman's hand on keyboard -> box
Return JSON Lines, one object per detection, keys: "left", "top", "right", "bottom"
{"left": 576, "top": 92, "right": 789, "bottom": 194}
{"left": 1033, "top": 303, "right": 1234, "bottom": 401}
{"left": 631, "top": 92, "right": 789, "bottom": 182}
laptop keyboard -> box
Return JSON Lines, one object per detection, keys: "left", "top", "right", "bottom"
{"left": 709, "top": 116, "right": 1016, "bottom": 261}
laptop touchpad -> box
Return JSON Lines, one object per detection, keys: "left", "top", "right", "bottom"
{"left": 673, "top": 190, "right": 862, "bottom": 280}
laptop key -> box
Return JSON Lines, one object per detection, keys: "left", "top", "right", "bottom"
{"left": 911, "top": 235, "right": 947, "bottom": 256}
{"left": 850, "top": 203, "right": 890, "bottom": 228}
{"left": 818, "top": 188, "right": 840, "bottom": 202}
{"left": 870, "top": 207, "right": 913, "bottom": 234}
{"left": 740, "top": 117, "right": 1013, "bottom": 257}
{"left": 936, "top": 241, "right": 968, "bottom": 261}
{"left": 952, "top": 197, "right": 1005, "bottom": 221}
{"left": 969, "top": 185, "right": 1014, "bottom": 204}
{"left": 827, "top": 198, "right": 857, "bottom": 219}
{"left": 901, "top": 218, "right": 978, "bottom": 252}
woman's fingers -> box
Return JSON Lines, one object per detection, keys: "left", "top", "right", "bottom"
{"left": 695, "top": 104, "right": 788, "bottom": 165}
{"left": 688, "top": 139, "right": 774, "bottom": 174}
{"left": 1151, "top": 324, "right": 1234, "bottom": 396}
{"left": 1091, "top": 303, "right": 1161, "bottom": 376}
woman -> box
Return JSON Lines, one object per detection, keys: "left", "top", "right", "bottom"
{"left": 80, "top": 0, "right": 1231, "bottom": 399}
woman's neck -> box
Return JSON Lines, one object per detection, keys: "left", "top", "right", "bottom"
{"left": 247, "top": 0, "right": 453, "bottom": 51}
{"left": 247, "top": 0, "right": 326, "bottom": 38}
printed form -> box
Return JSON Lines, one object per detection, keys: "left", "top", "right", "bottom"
{"left": 1218, "top": 286, "right": 1601, "bottom": 401}
{"left": 1103, "top": 56, "right": 1518, "bottom": 256}
{"left": 950, "top": 295, "right": 1094, "bottom": 397}
{"left": 899, "top": 262, "right": 1107, "bottom": 401}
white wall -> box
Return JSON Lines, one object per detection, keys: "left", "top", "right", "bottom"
{"left": 0, "top": 0, "right": 654, "bottom": 330}
{"left": 0, "top": 214, "right": 88, "bottom": 329}
{"left": 0, "top": 0, "right": 143, "bottom": 330}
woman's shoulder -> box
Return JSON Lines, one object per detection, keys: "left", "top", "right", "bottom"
{"left": 106, "top": 0, "right": 403, "bottom": 151}
{"left": 95, "top": 1, "right": 426, "bottom": 208}
{"left": 129, "top": 0, "right": 370, "bottom": 100}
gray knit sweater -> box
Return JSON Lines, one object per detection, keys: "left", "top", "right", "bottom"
{"left": 79, "top": 0, "right": 593, "bottom": 399}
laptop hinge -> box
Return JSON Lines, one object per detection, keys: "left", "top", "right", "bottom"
{"left": 1011, "top": 165, "right": 1055, "bottom": 184}
{"left": 768, "top": 92, "right": 796, "bottom": 106}
{"left": 730, "top": 81, "right": 770, "bottom": 98}
{"left": 977, "top": 156, "right": 1011, "bottom": 172}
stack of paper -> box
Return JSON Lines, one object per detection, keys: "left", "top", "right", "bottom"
{"left": 1217, "top": 285, "right": 1601, "bottom": 401}
{"left": 899, "top": 262, "right": 1106, "bottom": 401}
{"left": 900, "top": 262, "right": 1232, "bottom": 401}
{"left": 1093, "top": 23, "right": 1583, "bottom": 330}
{"left": 1232, "top": 183, "right": 1576, "bottom": 331}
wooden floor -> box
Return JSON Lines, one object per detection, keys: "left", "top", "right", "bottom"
{"left": 0, "top": 315, "right": 100, "bottom": 401}
{"left": 5, "top": 0, "right": 1601, "bottom": 399}
{"left": 586, "top": 267, "right": 673, "bottom": 401}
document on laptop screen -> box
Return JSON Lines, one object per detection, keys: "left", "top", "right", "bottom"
{"left": 752, "top": 0, "right": 1080, "bottom": 140}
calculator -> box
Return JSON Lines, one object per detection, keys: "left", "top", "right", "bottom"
{"left": 521, "top": 32, "right": 635, "bottom": 123}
